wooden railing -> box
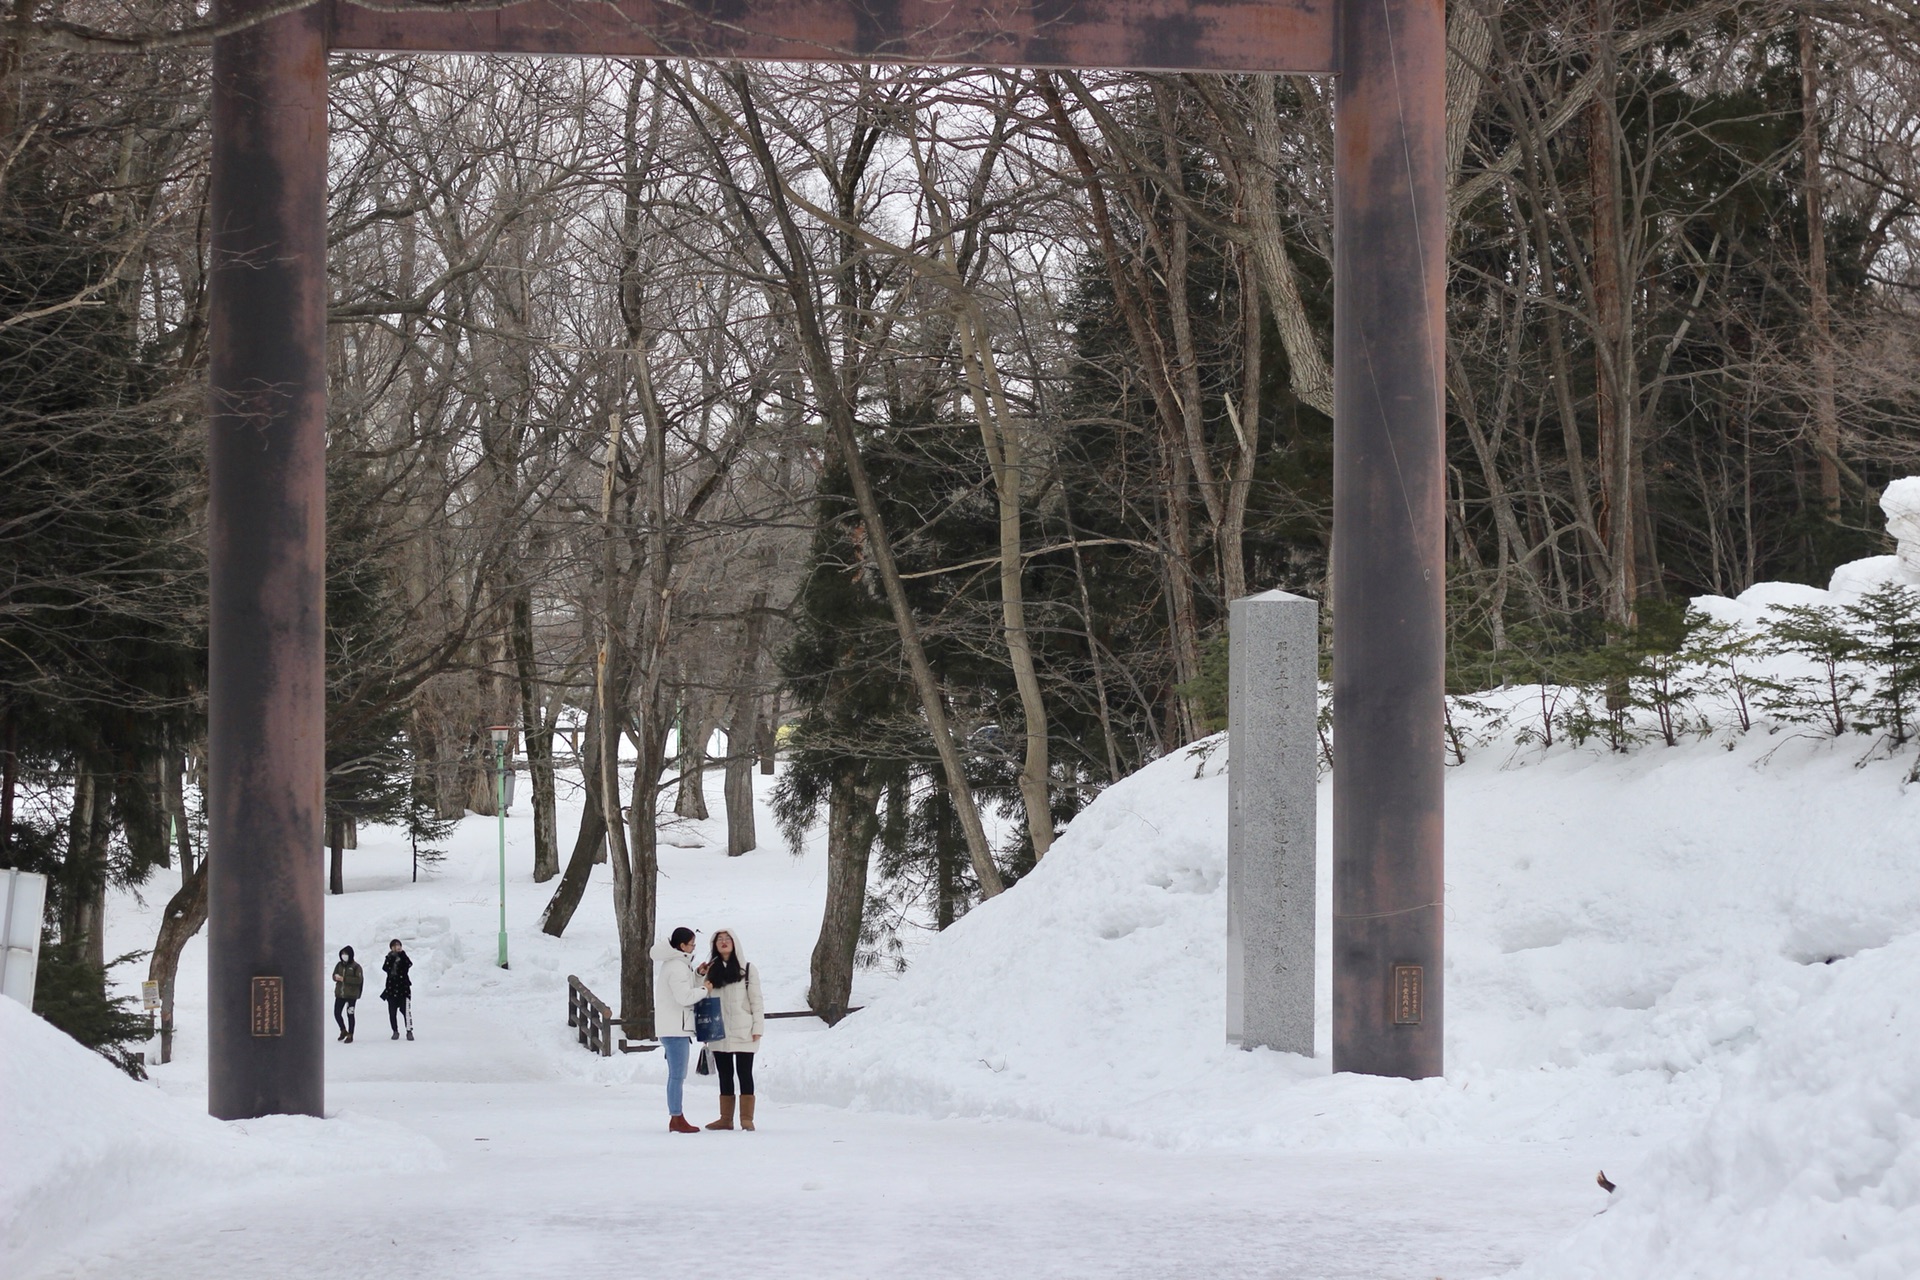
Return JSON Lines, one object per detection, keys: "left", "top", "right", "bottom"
{"left": 568, "top": 975, "right": 863, "bottom": 1057}
{"left": 566, "top": 975, "right": 615, "bottom": 1057}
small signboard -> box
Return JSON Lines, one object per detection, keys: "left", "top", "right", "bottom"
{"left": 142, "top": 980, "right": 161, "bottom": 1011}
{"left": 250, "top": 976, "right": 285, "bottom": 1037}
{"left": 1391, "top": 963, "right": 1424, "bottom": 1026}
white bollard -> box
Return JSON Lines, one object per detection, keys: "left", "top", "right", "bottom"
{"left": 1226, "top": 589, "right": 1318, "bottom": 1055}
{"left": 2, "top": 868, "right": 48, "bottom": 1007}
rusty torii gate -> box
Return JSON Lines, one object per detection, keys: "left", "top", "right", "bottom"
{"left": 205, "top": 0, "right": 1444, "bottom": 1120}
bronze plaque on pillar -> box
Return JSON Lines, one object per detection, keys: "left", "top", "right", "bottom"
{"left": 1390, "top": 964, "right": 1423, "bottom": 1026}
{"left": 250, "top": 976, "right": 285, "bottom": 1037}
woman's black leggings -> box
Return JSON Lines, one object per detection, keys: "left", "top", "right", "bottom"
{"left": 387, "top": 996, "right": 411, "bottom": 1034}
{"left": 714, "top": 1051, "right": 755, "bottom": 1095}
{"left": 333, "top": 998, "right": 355, "bottom": 1035}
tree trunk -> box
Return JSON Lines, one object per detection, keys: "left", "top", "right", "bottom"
{"left": 1061, "top": 487, "right": 1124, "bottom": 782}
{"left": 673, "top": 694, "right": 711, "bottom": 820}
{"left": 328, "top": 817, "right": 344, "bottom": 895}
{"left": 1, "top": 709, "right": 16, "bottom": 858}
{"left": 65, "top": 766, "right": 110, "bottom": 970}
{"left": 161, "top": 748, "right": 194, "bottom": 877}
{"left": 723, "top": 750, "right": 755, "bottom": 857}
{"left": 61, "top": 767, "right": 92, "bottom": 944}
{"left": 608, "top": 165, "right": 675, "bottom": 1035}
{"left": 1162, "top": 439, "right": 1205, "bottom": 744}
{"left": 1588, "top": 0, "right": 1636, "bottom": 630}
{"left": 1244, "top": 75, "right": 1334, "bottom": 416}
{"left": 757, "top": 695, "right": 777, "bottom": 775}
{"left": 465, "top": 735, "right": 499, "bottom": 817}
{"left": 512, "top": 591, "right": 560, "bottom": 882}
{"left": 80, "top": 875, "right": 106, "bottom": 972}
{"left": 724, "top": 592, "right": 768, "bottom": 857}
{"left": 537, "top": 705, "right": 608, "bottom": 936}
{"left": 616, "top": 727, "right": 666, "bottom": 1035}
{"left": 148, "top": 858, "right": 208, "bottom": 1065}
{"left": 956, "top": 310, "right": 1053, "bottom": 859}
{"left": 1221, "top": 249, "right": 1261, "bottom": 605}
{"left": 1155, "top": 85, "right": 1230, "bottom": 561}
{"left": 1800, "top": 12, "right": 1839, "bottom": 514}
{"left": 936, "top": 784, "right": 964, "bottom": 930}
{"left": 808, "top": 768, "right": 878, "bottom": 1024}
{"left": 1443, "top": 0, "right": 1500, "bottom": 216}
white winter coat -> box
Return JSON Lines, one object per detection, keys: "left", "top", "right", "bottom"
{"left": 707, "top": 955, "right": 765, "bottom": 1054}
{"left": 651, "top": 940, "right": 706, "bottom": 1039}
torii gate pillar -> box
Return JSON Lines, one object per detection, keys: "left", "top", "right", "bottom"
{"left": 1330, "top": 0, "right": 1447, "bottom": 1079}
{"left": 201, "top": 0, "right": 1446, "bottom": 1119}
{"left": 205, "top": 0, "right": 330, "bottom": 1120}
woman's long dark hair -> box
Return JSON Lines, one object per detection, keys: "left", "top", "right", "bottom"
{"left": 706, "top": 932, "right": 745, "bottom": 987}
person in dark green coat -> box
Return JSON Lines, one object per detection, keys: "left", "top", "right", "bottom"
{"left": 332, "top": 946, "right": 364, "bottom": 1043}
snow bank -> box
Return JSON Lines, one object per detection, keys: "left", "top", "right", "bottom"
{"left": 774, "top": 744, "right": 1273, "bottom": 1144}
{"left": 1512, "top": 932, "right": 1920, "bottom": 1280}
{"left": 776, "top": 660, "right": 1920, "bottom": 1166}
{"left": 1, "top": 998, "right": 438, "bottom": 1275}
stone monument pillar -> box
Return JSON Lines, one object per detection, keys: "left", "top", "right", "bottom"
{"left": 1226, "top": 589, "right": 1319, "bottom": 1055}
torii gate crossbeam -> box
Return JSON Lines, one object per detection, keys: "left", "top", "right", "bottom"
{"left": 205, "top": 0, "right": 1444, "bottom": 1120}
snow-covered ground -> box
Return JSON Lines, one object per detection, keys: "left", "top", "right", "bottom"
{"left": 9, "top": 567, "right": 1920, "bottom": 1278}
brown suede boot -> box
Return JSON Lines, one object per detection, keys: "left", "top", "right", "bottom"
{"left": 739, "top": 1095, "right": 756, "bottom": 1131}
{"left": 667, "top": 1114, "right": 700, "bottom": 1134}
{"left": 705, "top": 1096, "right": 735, "bottom": 1130}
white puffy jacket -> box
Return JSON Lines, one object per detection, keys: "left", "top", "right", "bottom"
{"left": 708, "top": 958, "right": 764, "bottom": 1054}
{"left": 651, "top": 940, "right": 705, "bottom": 1039}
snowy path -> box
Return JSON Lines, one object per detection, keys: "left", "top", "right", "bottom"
{"left": 30, "top": 1064, "right": 1608, "bottom": 1280}
{"left": 19, "top": 755, "right": 1663, "bottom": 1280}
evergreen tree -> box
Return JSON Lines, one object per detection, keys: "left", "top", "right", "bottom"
{"left": 1843, "top": 584, "right": 1920, "bottom": 747}
{"left": 0, "top": 143, "right": 199, "bottom": 1074}
{"left": 322, "top": 455, "right": 448, "bottom": 893}
{"left": 1762, "top": 605, "right": 1863, "bottom": 736}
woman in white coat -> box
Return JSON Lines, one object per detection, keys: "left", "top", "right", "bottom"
{"left": 651, "top": 925, "right": 711, "bottom": 1133}
{"left": 701, "top": 929, "right": 764, "bottom": 1130}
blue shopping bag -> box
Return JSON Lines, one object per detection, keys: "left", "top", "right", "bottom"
{"left": 693, "top": 995, "right": 726, "bottom": 1043}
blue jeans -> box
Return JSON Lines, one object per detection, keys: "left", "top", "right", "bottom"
{"left": 662, "top": 1036, "right": 691, "bottom": 1115}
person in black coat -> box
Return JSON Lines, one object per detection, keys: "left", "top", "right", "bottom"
{"left": 381, "top": 938, "right": 414, "bottom": 1040}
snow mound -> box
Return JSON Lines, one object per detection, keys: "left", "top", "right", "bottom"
{"left": 773, "top": 743, "right": 1269, "bottom": 1144}
{"left": 1829, "top": 555, "right": 1905, "bottom": 601}
{"left": 1511, "top": 933, "right": 1920, "bottom": 1280}
{"left": 1, "top": 997, "right": 439, "bottom": 1275}
{"left": 776, "top": 680, "right": 1920, "bottom": 1159}
{"left": 779, "top": 740, "right": 1244, "bottom": 1128}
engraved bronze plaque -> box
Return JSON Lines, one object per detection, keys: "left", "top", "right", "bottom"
{"left": 250, "top": 976, "right": 285, "bottom": 1037}
{"left": 1391, "top": 964, "right": 1424, "bottom": 1026}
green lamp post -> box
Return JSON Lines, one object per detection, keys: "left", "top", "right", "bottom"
{"left": 488, "top": 724, "right": 512, "bottom": 969}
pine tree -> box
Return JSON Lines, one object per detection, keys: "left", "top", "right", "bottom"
{"left": 1762, "top": 605, "right": 1863, "bottom": 737}
{"left": 0, "top": 145, "right": 199, "bottom": 1075}
{"left": 1843, "top": 584, "right": 1920, "bottom": 747}
{"left": 323, "top": 455, "right": 436, "bottom": 893}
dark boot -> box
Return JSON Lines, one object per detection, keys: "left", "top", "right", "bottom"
{"left": 667, "top": 1114, "right": 700, "bottom": 1134}
{"left": 706, "top": 1096, "right": 736, "bottom": 1130}
{"left": 739, "top": 1095, "right": 756, "bottom": 1131}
